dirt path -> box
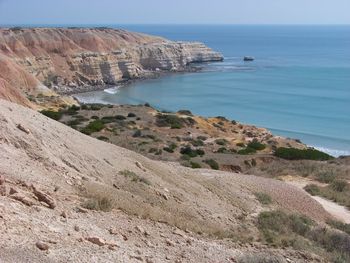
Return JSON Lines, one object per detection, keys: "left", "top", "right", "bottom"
{"left": 282, "top": 176, "right": 350, "bottom": 224}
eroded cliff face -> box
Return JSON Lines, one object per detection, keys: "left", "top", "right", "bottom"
{"left": 0, "top": 27, "right": 223, "bottom": 102}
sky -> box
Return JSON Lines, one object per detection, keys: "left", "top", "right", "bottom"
{"left": 0, "top": 0, "right": 349, "bottom": 25}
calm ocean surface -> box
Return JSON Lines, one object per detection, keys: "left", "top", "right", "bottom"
{"left": 75, "top": 25, "right": 350, "bottom": 156}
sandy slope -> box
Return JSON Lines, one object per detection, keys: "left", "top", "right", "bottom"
{"left": 0, "top": 99, "right": 331, "bottom": 262}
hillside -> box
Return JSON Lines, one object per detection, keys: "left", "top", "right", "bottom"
{"left": 0, "top": 99, "right": 338, "bottom": 262}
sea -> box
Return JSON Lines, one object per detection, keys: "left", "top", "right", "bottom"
{"left": 73, "top": 25, "right": 350, "bottom": 157}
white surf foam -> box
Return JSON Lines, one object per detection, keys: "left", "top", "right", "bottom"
{"left": 312, "top": 146, "right": 350, "bottom": 158}
{"left": 103, "top": 86, "right": 119, "bottom": 94}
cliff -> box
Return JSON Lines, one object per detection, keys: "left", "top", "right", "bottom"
{"left": 0, "top": 27, "right": 223, "bottom": 105}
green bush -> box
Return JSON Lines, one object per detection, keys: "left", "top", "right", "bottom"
{"left": 40, "top": 110, "right": 63, "bottom": 121}
{"left": 255, "top": 192, "right": 272, "bottom": 205}
{"left": 82, "top": 196, "right": 113, "bottom": 212}
{"left": 274, "top": 147, "right": 333, "bottom": 161}
{"left": 180, "top": 146, "right": 205, "bottom": 158}
{"left": 247, "top": 141, "right": 266, "bottom": 151}
{"left": 190, "top": 162, "right": 201, "bottom": 169}
{"left": 132, "top": 129, "right": 142, "bottom": 138}
{"left": 327, "top": 220, "right": 350, "bottom": 235}
{"left": 97, "top": 136, "right": 109, "bottom": 141}
{"left": 331, "top": 180, "right": 348, "bottom": 192}
{"left": 258, "top": 210, "right": 313, "bottom": 245}
{"left": 238, "top": 147, "right": 257, "bottom": 155}
{"left": 317, "top": 171, "right": 336, "bottom": 183}
{"left": 127, "top": 112, "right": 137, "bottom": 118}
{"left": 304, "top": 184, "right": 321, "bottom": 196}
{"left": 215, "top": 138, "right": 228, "bottom": 146}
{"left": 203, "top": 159, "right": 219, "bottom": 170}
{"left": 81, "top": 120, "right": 105, "bottom": 135}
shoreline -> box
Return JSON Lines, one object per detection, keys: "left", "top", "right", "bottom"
{"left": 56, "top": 64, "right": 206, "bottom": 96}
{"left": 71, "top": 92, "right": 349, "bottom": 158}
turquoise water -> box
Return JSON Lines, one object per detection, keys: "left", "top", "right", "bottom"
{"left": 75, "top": 25, "right": 350, "bottom": 156}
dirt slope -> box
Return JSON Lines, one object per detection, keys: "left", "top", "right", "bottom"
{"left": 0, "top": 99, "right": 331, "bottom": 262}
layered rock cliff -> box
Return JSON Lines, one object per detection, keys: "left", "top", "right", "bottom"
{"left": 0, "top": 27, "right": 223, "bottom": 105}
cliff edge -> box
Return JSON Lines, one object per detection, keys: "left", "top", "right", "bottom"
{"left": 0, "top": 27, "right": 223, "bottom": 107}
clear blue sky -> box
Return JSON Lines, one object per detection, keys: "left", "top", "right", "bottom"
{"left": 0, "top": 0, "right": 349, "bottom": 25}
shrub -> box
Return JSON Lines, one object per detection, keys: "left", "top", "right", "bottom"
{"left": 327, "top": 220, "right": 350, "bottom": 235}
{"left": 163, "top": 147, "right": 174, "bottom": 153}
{"left": 115, "top": 115, "right": 126, "bottom": 120}
{"left": 217, "top": 147, "right": 229, "bottom": 153}
{"left": 190, "top": 139, "right": 204, "bottom": 147}
{"left": 119, "top": 170, "right": 150, "bottom": 185}
{"left": 331, "top": 180, "right": 348, "bottom": 192}
{"left": 180, "top": 146, "right": 205, "bottom": 158}
{"left": 81, "top": 120, "right": 105, "bottom": 135}
{"left": 132, "top": 129, "right": 142, "bottom": 138}
{"left": 203, "top": 159, "right": 219, "bottom": 170}
{"left": 64, "top": 105, "right": 80, "bottom": 115}
{"left": 247, "top": 141, "right": 266, "bottom": 151}
{"left": 255, "top": 192, "right": 272, "bottom": 205}
{"left": 97, "top": 136, "right": 109, "bottom": 141}
{"left": 89, "top": 104, "right": 104, "bottom": 111}
{"left": 274, "top": 147, "right": 334, "bottom": 161}
{"left": 40, "top": 110, "right": 63, "bottom": 121}
{"left": 127, "top": 112, "right": 137, "bottom": 118}
{"left": 197, "top": 136, "right": 207, "bottom": 141}
{"left": 317, "top": 171, "right": 336, "bottom": 183}
{"left": 82, "top": 195, "right": 113, "bottom": 212}
{"left": 236, "top": 142, "right": 246, "bottom": 147}
{"left": 215, "top": 139, "right": 228, "bottom": 146}
{"left": 156, "top": 114, "right": 195, "bottom": 129}
{"left": 258, "top": 210, "right": 313, "bottom": 245}
{"left": 238, "top": 147, "right": 256, "bottom": 155}
{"left": 101, "top": 116, "right": 116, "bottom": 123}
{"left": 190, "top": 162, "right": 201, "bottom": 169}
{"left": 177, "top": 110, "right": 193, "bottom": 116}
{"left": 304, "top": 184, "right": 321, "bottom": 196}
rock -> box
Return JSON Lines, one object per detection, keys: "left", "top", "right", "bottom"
{"left": 17, "top": 124, "right": 30, "bottom": 134}
{"left": 135, "top": 161, "right": 146, "bottom": 172}
{"left": 76, "top": 207, "right": 89, "bottom": 213}
{"left": 61, "top": 211, "right": 67, "bottom": 218}
{"left": 0, "top": 175, "right": 5, "bottom": 185}
{"left": 9, "top": 187, "right": 18, "bottom": 195}
{"left": 165, "top": 239, "right": 175, "bottom": 246}
{"left": 32, "top": 187, "right": 56, "bottom": 209}
{"left": 36, "top": 241, "right": 49, "bottom": 251}
{"left": 10, "top": 193, "right": 35, "bottom": 206}
{"left": 86, "top": 237, "right": 106, "bottom": 246}
{"left": 74, "top": 225, "right": 80, "bottom": 232}
{"left": 109, "top": 228, "right": 118, "bottom": 235}
{"left": 0, "top": 185, "right": 8, "bottom": 196}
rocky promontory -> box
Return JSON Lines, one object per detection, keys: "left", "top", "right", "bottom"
{"left": 0, "top": 27, "right": 223, "bottom": 107}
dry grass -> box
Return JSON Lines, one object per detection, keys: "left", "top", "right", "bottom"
{"left": 78, "top": 181, "right": 252, "bottom": 240}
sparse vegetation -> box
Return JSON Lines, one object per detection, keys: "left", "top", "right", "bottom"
{"left": 180, "top": 146, "right": 205, "bottom": 158}
{"left": 238, "top": 147, "right": 256, "bottom": 155}
{"left": 156, "top": 114, "right": 195, "bottom": 129}
{"left": 255, "top": 192, "right": 272, "bottom": 205}
{"left": 81, "top": 120, "right": 105, "bottom": 135}
{"left": 40, "top": 110, "right": 63, "bottom": 121}
{"left": 247, "top": 141, "right": 266, "bottom": 151}
{"left": 82, "top": 195, "right": 113, "bottom": 212}
{"left": 215, "top": 138, "right": 228, "bottom": 146}
{"left": 119, "top": 170, "right": 151, "bottom": 185}
{"left": 190, "top": 162, "right": 201, "bottom": 169}
{"left": 275, "top": 147, "right": 334, "bottom": 161}
{"left": 203, "top": 159, "right": 219, "bottom": 170}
